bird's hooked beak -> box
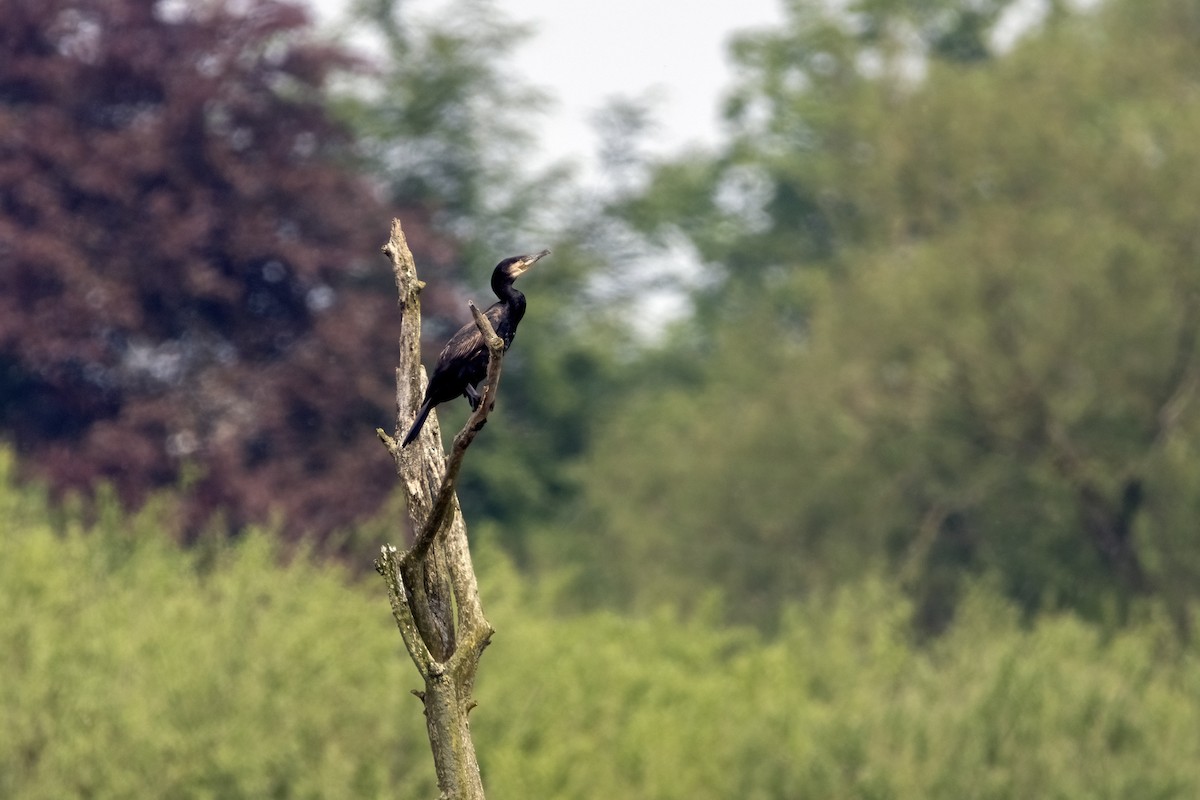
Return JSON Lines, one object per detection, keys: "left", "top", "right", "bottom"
{"left": 510, "top": 249, "right": 551, "bottom": 277}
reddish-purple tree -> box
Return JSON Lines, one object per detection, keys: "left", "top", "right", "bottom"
{"left": 0, "top": 0, "right": 446, "bottom": 539}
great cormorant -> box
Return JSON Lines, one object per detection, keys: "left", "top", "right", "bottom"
{"left": 401, "top": 249, "right": 550, "bottom": 448}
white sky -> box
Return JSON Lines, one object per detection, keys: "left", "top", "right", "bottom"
{"left": 311, "top": 0, "right": 785, "bottom": 176}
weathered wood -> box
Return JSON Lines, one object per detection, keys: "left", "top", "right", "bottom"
{"left": 374, "top": 219, "right": 495, "bottom": 800}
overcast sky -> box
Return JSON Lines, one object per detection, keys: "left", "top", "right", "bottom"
{"left": 312, "top": 0, "right": 785, "bottom": 175}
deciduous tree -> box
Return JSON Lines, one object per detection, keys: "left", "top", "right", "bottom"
{"left": 0, "top": 0, "right": 441, "bottom": 539}
{"left": 586, "top": 0, "right": 1200, "bottom": 631}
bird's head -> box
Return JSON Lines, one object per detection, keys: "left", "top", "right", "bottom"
{"left": 495, "top": 249, "right": 551, "bottom": 282}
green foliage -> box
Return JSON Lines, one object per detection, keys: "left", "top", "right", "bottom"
{"left": 584, "top": 0, "right": 1200, "bottom": 630}
{"left": 339, "top": 0, "right": 551, "bottom": 252}
{"left": 3, "top": 460, "right": 1199, "bottom": 798}
{"left": 0, "top": 452, "right": 434, "bottom": 798}
{"left": 617, "top": 0, "right": 1019, "bottom": 294}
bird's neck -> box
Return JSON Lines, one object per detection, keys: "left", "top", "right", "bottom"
{"left": 491, "top": 278, "right": 525, "bottom": 311}
{"left": 490, "top": 279, "right": 526, "bottom": 344}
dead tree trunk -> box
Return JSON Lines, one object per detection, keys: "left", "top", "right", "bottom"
{"left": 374, "top": 219, "right": 497, "bottom": 800}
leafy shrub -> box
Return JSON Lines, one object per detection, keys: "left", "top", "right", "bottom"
{"left": 2, "top": 454, "right": 1197, "bottom": 798}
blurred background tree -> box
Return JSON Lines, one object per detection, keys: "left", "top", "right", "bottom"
{"left": 0, "top": 0, "right": 416, "bottom": 540}
{"left": 583, "top": 0, "right": 1200, "bottom": 633}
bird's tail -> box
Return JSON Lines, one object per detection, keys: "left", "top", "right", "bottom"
{"left": 401, "top": 401, "right": 434, "bottom": 448}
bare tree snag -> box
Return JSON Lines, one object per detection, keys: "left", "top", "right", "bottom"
{"left": 374, "top": 219, "right": 497, "bottom": 800}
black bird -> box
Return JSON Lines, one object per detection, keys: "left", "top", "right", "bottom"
{"left": 401, "top": 249, "right": 550, "bottom": 448}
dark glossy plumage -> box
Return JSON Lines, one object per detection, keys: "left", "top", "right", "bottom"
{"left": 401, "top": 250, "right": 550, "bottom": 447}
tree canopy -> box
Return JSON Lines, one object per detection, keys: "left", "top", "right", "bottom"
{"left": 580, "top": 0, "right": 1200, "bottom": 632}
{"left": 0, "top": 0, "right": 532, "bottom": 542}
{"left": 3, "top": 462, "right": 1199, "bottom": 798}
